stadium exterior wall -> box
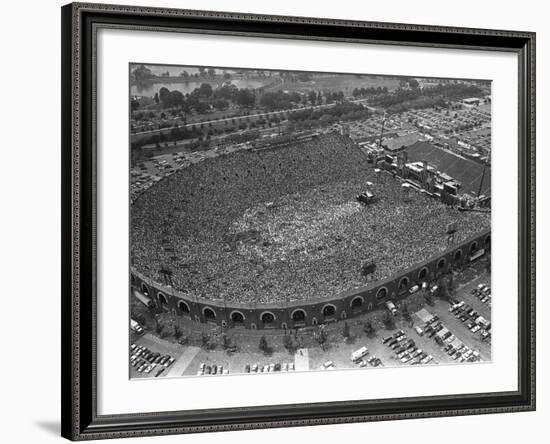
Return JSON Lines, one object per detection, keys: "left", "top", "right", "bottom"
{"left": 131, "top": 228, "right": 490, "bottom": 330}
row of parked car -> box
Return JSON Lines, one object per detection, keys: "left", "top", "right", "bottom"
{"left": 349, "top": 346, "right": 383, "bottom": 368}
{"left": 130, "top": 319, "right": 145, "bottom": 335}
{"left": 130, "top": 343, "right": 175, "bottom": 377}
{"left": 197, "top": 362, "right": 229, "bottom": 376}
{"left": 382, "top": 330, "right": 434, "bottom": 365}
{"left": 442, "top": 341, "right": 480, "bottom": 363}
{"left": 472, "top": 283, "right": 492, "bottom": 307}
{"left": 449, "top": 300, "right": 492, "bottom": 342}
{"left": 246, "top": 362, "right": 296, "bottom": 373}
{"left": 422, "top": 314, "right": 482, "bottom": 363}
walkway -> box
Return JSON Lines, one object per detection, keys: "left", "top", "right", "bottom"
{"left": 165, "top": 346, "right": 201, "bottom": 377}
{"left": 294, "top": 348, "right": 310, "bottom": 371}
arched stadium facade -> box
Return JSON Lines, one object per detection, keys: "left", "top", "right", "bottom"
{"left": 131, "top": 228, "right": 490, "bottom": 330}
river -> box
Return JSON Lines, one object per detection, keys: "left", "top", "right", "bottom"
{"left": 131, "top": 79, "right": 265, "bottom": 98}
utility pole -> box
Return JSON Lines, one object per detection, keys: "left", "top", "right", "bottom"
{"left": 477, "top": 164, "right": 487, "bottom": 198}
{"left": 377, "top": 112, "right": 387, "bottom": 151}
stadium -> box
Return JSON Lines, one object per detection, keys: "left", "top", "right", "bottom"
{"left": 130, "top": 133, "right": 491, "bottom": 329}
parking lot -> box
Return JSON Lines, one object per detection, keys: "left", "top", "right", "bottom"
{"left": 130, "top": 267, "right": 491, "bottom": 378}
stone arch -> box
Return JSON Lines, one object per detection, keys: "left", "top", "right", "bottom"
{"left": 376, "top": 287, "right": 388, "bottom": 300}
{"left": 141, "top": 283, "right": 149, "bottom": 296}
{"left": 418, "top": 267, "right": 428, "bottom": 281}
{"left": 437, "top": 258, "right": 447, "bottom": 270}
{"left": 351, "top": 296, "right": 364, "bottom": 310}
{"left": 322, "top": 304, "right": 336, "bottom": 318}
{"left": 367, "top": 302, "right": 374, "bottom": 310}
{"left": 398, "top": 277, "right": 409, "bottom": 294}
{"left": 260, "top": 311, "right": 276, "bottom": 325}
{"left": 312, "top": 317, "right": 318, "bottom": 326}
{"left": 203, "top": 307, "right": 216, "bottom": 321}
{"left": 250, "top": 323, "right": 257, "bottom": 330}
{"left": 291, "top": 309, "right": 307, "bottom": 323}
{"left": 470, "top": 241, "right": 479, "bottom": 254}
{"left": 178, "top": 300, "right": 190, "bottom": 315}
{"left": 281, "top": 322, "right": 288, "bottom": 330}
{"left": 230, "top": 310, "right": 245, "bottom": 324}
{"left": 157, "top": 292, "right": 168, "bottom": 305}
{"left": 454, "top": 249, "right": 463, "bottom": 262}
{"left": 485, "top": 234, "right": 491, "bottom": 248}
{"left": 341, "top": 310, "right": 347, "bottom": 320}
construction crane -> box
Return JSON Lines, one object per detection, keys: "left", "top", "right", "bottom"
{"left": 377, "top": 112, "right": 387, "bottom": 152}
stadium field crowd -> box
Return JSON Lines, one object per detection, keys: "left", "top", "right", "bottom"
{"left": 131, "top": 134, "right": 490, "bottom": 304}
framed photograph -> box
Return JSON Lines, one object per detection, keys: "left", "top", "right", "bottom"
{"left": 61, "top": 2, "right": 536, "bottom": 440}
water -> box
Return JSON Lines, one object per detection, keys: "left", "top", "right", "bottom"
{"left": 131, "top": 79, "right": 264, "bottom": 98}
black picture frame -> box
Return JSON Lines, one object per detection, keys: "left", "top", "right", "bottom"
{"left": 61, "top": 2, "right": 536, "bottom": 440}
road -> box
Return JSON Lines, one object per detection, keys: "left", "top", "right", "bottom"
{"left": 131, "top": 98, "right": 370, "bottom": 137}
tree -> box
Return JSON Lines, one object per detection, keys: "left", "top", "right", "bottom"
{"left": 382, "top": 311, "right": 395, "bottom": 329}
{"left": 154, "top": 92, "right": 159, "bottom": 105}
{"left": 158, "top": 87, "right": 170, "bottom": 104}
{"left": 222, "top": 334, "right": 231, "bottom": 350}
{"left": 438, "top": 277, "right": 450, "bottom": 301}
{"left": 207, "top": 67, "right": 216, "bottom": 77}
{"left": 201, "top": 332, "right": 210, "bottom": 349}
{"left": 198, "top": 83, "right": 213, "bottom": 98}
{"left": 308, "top": 90, "right": 317, "bottom": 105}
{"left": 315, "top": 327, "right": 328, "bottom": 350}
{"left": 283, "top": 334, "right": 295, "bottom": 353}
{"left": 342, "top": 321, "right": 350, "bottom": 338}
{"left": 166, "top": 90, "right": 184, "bottom": 108}
{"left": 363, "top": 320, "right": 375, "bottom": 337}
{"left": 401, "top": 303, "right": 411, "bottom": 322}
{"left": 131, "top": 99, "right": 140, "bottom": 111}
{"left": 259, "top": 335, "right": 270, "bottom": 354}
{"left": 155, "top": 318, "right": 163, "bottom": 335}
{"left": 132, "top": 65, "right": 153, "bottom": 82}
{"left": 448, "top": 273, "right": 455, "bottom": 294}
{"left": 408, "top": 78, "right": 420, "bottom": 89}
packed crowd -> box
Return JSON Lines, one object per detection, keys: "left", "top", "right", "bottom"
{"left": 131, "top": 134, "right": 490, "bottom": 304}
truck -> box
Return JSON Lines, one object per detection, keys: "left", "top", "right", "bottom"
{"left": 385, "top": 301, "right": 398, "bottom": 316}
{"left": 351, "top": 346, "right": 369, "bottom": 362}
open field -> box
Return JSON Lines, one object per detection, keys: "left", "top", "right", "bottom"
{"left": 405, "top": 141, "right": 491, "bottom": 196}
{"left": 265, "top": 74, "right": 401, "bottom": 94}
